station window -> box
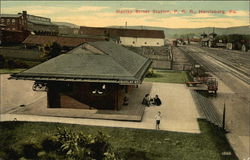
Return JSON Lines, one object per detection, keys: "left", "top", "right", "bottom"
{"left": 1, "top": 19, "right": 4, "bottom": 23}
{"left": 157, "top": 42, "right": 159, "bottom": 45}
{"left": 144, "top": 42, "right": 147, "bottom": 44}
{"left": 7, "top": 19, "right": 10, "bottom": 24}
{"left": 12, "top": 19, "right": 15, "bottom": 24}
{"left": 132, "top": 41, "right": 135, "bottom": 44}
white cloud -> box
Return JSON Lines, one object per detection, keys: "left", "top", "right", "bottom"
{"left": 192, "top": 13, "right": 215, "bottom": 18}
{"left": 76, "top": 6, "right": 109, "bottom": 11}
{"left": 118, "top": 8, "right": 136, "bottom": 10}
{"left": 157, "top": 17, "right": 248, "bottom": 28}
{"left": 2, "top": 6, "right": 68, "bottom": 16}
{"left": 2, "top": 5, "right": 248, "bottom": 28}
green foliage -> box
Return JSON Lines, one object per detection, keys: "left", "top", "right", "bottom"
{"left": 49, "top": 42, "right": 62, "bottom": 59}
{"left": 41, "top": 136, "right": 60, "bottom": 152}
{"left": 145, "top": 70, "right": 190, "bottom": 83}
{"left": 0, "top": 55, "right": 5, "bottom": 68}
{"left": 216, "top": 34, "right": 250, "bottom": 43}
{"left": 22, "top": 143, "right": 41, "bottom": 159}
{"left": 145, "top": 68, "right": 157, "bottom": 78}
{"left": 174, "top": 33, "right": 197, "bottom": 39}
{"left": 0, "top": 121, "right": 238, "bottom": 160}
{"left": 55, "top": 128, "right": 118, "bottom": 160}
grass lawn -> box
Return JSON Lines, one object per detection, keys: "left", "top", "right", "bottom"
{"left": 0, "top": 68, "right": 26, "bottom": 74}
{"left": 0, "top": 119, "right": 237, "bottom": 160}
{"left": 144, "top": 70, "right": 191, "bottom": 84}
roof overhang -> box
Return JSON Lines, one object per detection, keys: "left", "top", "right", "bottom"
{"left": 9, "top": 74, "right": 143, "bottom": 85}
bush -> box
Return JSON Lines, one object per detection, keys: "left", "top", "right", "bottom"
{"left": 22, "top": 143, "right": 41, "bottom": 159}
{"left": 1, "top": 128, "right": 120, "bottom": 160}
{"left": 7, "top": 59, "right": 28, "bottom": 68}
{"left": 3, "top": 147, "right": 20, "bottom": 160}
{"left": 0, "top": 55, "right": 5, "bottom": 68}
{"left": 41, "top": 136, "right": 60, "bottom": 152}
{"left": 55, "top": 128, "right": 119, "bottom": 160}
{"left": 146, "top": 68, "right": 155, "bottom": 78}
{"left": 86, "top": 131, "right": 112, "bottom": 159}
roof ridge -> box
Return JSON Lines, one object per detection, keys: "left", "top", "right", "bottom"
{"left": 86, "top": 42, "right": 132, "bottom": 76}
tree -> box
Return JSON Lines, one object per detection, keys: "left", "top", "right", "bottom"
{"left": 0, "top": 55, "right": 5, "bottom": 68}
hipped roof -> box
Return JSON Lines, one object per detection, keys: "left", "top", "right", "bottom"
{"left": 12, "top": 41, "right": 152, "bottom": 84}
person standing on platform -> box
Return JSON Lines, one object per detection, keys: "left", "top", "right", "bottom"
{"left": 155, "top": 111, "right": 162, "bottom": 130}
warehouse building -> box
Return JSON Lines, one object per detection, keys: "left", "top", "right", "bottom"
{"left": 79, "top": 26, "right": 165, "bottom": 47}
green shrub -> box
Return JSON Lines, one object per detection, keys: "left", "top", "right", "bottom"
{"left": 146, "top": 68, "right": 158, "bottom": 78}
{"left": 0, "top": 55, "right": 5, "bottom": 68}
{"left": 22, "top": 143, "right": 41, "bottom": 159}
{"left": 3, "top": 147, "right": 20, "bottom": 160}
{"left": 41, "top": 136, "right": 60, "bottom": 152}
{"left": 55, "top": 128, "right": 119, "bottom": 160}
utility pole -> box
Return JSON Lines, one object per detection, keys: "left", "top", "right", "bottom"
{"left": 222, "top": 103, "right": 226, "bottom": 131}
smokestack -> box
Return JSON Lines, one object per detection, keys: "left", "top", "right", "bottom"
{"left": 125, "top": 21, "right": 127, "bottom": 28}
{"left": 22, "top": 11, "right": 27, "bottom": 16}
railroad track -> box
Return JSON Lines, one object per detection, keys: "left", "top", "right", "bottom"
{"left": 178, "top": 46, "right": 250, "bottom": 85}
{"left": 191, "top": 90, "right": 222, "bottom": 127}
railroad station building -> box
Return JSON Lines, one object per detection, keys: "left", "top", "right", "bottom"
{"left": 79, "top": 26, "right": 165, "bottom": 47}
{"left": 11, "top": 41, "right": 152, "bottom": 110}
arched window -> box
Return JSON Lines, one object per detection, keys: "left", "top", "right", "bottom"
{"left": 12, "top": 19, "right": 15, "bottom": 23}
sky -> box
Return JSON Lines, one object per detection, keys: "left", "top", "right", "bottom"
{"left": 1, "top": 1, "right": 249, "bottom": 28}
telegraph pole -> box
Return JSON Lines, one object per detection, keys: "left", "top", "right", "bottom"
{"left": 222, "top": 103, "right": 226, "bottom": 131}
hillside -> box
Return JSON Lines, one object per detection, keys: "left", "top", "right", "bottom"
{"left": 50, "top": 22, "right": 249, "bottom": 38}
{"left": 53, "top": 22, "right": 79, "bottom": 28}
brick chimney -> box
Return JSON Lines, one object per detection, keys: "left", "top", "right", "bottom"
{"left": 22, "top": 11, "right": 27, "bottom": 17}
{"left": 22, "top": 11, "right": 28, "bottom": 30}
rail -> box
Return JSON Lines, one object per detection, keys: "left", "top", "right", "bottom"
{"left": 191, "top": 90, "right": 222, "bottom": 127}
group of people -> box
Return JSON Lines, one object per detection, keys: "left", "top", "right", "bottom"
{"left": 142, "top": 94, "right": 162, "bottom": 107}
{"left": 142, "top": 94, "right": 162, "bottom": 130}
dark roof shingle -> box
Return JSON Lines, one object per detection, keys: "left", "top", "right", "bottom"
{"left": 12, "top": 41, "right": 152, "bottom": 84}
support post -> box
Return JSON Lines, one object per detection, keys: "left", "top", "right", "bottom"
{"left": 222, "top": 103, "right": 226, "bottom": 130}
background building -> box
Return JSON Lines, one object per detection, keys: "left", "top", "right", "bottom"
{"left": 79, "top": 26, "right": 165, "bottom": 47}
{"left": 0, "top": 11, "right": 58, "bottom": 44}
